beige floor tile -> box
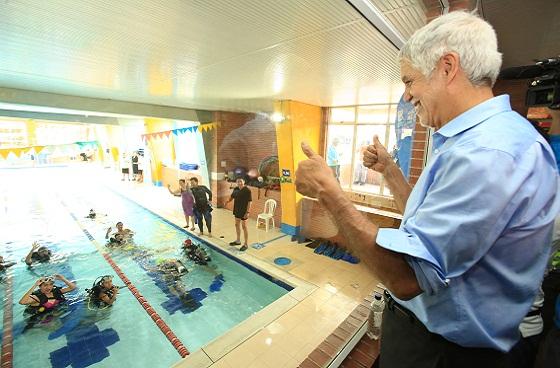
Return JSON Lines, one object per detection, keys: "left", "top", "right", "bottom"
{"left": 282, "top": 356, "right": 300, "bottom": 368}
{"left": 208, "top": 359, "right": 231, "bottom": 368}
{"left": 259, "top": 345, "right": 295, "bottom": 368}
{"left": 246, "top": 357, "right": 273, "bottom": 368}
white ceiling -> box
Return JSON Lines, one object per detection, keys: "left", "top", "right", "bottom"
{"left": 0, "top": 0, "right": 412, "bottom": 114}
{"left": 2, "top": 0, "right": 552, "bottom": 116}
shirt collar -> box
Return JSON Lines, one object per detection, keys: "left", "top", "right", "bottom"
{"left": 436, "top": 95, "right": 512, "bottom": 138}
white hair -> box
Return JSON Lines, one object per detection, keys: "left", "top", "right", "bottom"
{"left": 398, "top": 11, "right": 502, "bottom": 87}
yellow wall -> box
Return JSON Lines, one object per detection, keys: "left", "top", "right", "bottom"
{"left": 25, "top": 119, "right": 37, "bottom": 146}
{"left": 144, "top": 118, "right": 175, "bottom": 186}
{"left": 275, "top": 100, "right": 322, "bottom": 235}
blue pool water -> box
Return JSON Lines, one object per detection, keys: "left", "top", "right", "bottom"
{"left": 0, "top": 168, "right": 290, "bottom": 368}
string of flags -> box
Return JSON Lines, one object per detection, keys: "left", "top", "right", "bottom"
{"left": 0, "top": 140, "right": 99, "bottom": 159}
{"left": 140, "top": 122, "right": 220, "bottom": 142}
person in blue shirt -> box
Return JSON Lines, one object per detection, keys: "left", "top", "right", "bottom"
{"left": 295, "top": 11, "right": 560, "bottom": 368}
{"left": 326, "top": 137, "right": 341, "bottom": 181}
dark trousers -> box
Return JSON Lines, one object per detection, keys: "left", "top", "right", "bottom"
{"left": 194, "top": 207, "right": 212, "bottom": 233}
{"left": 505, "top": 333, "right": 541, "bottom": 368}
{"left": 542, "top": 269, "right": 560, "bottom": 336}
{"left": 535, "top": 327, "right": 560, "bottom": 368}
{"left": 375, "top": 294, "right": 506, "bottom": 368}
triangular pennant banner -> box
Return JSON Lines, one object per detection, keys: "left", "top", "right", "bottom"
{"left": 11, "top": 148, "right": 23, "bottom": 157}
{"left": 33, "top": 146, "right": 46, "bottom": 154}
{"left": 0, "top": 149, "right": 10, "bottom": 159}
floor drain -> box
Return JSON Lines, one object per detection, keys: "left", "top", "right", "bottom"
{"left": 274, "top": 257, "right": 292, "bottom": 266}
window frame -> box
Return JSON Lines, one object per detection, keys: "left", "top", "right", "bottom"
{"left": 326, "top": 103, "right": 414, "bottom": 209}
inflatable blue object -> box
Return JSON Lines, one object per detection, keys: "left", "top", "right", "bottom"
{"left": 179, "top": 163, "right": 199, "bottom": 171}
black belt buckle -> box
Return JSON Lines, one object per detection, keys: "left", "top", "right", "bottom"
{"left": 384, "top": 290, "right": 415, "bottom": 323}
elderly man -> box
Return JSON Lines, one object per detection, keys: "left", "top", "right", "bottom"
{"left": 295, "top": 11, "right": 559, "bottom": 368}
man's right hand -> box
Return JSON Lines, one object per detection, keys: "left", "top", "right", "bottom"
{"left": 363, "top": 135, "right": 392, "bottom": 174}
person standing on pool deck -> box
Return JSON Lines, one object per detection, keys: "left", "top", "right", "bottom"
{"left": 189, "top": 177, "right": 213, "bottom": 237}
{"left": 294, "top": 11, "right": 559, "bottom": 368}
{"left": 168, "top": 179, "right": 196, "bottom": 230}
{"left": 226, "top": 178, "right": 252, "bottom": 251}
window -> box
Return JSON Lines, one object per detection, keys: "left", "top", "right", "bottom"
{"left": 0, "top": 120, "right": 28, "bottom": 148}
{"left": 327, "top": 104, "right": 414, "bottom": 198}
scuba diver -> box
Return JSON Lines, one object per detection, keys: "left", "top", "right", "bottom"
{"left": 18, "top": 275, "right": 75, "bottom": 333}
{"left": 0, "top": 255, "right": 16, "bottom": 272}
{"left": 85, "top": 275, "right": 120, "bottom": 309}
{"left": 105, "top": 221, "right": 134, "bottom": 241}
{"left": 87, "top": 209, "right": 96, "bottom": 219}
{"left": 157, "top": 258, "right": 188, "bottom": 278}
{"left": 19, "top": 275, "right": 76, "bottom": 314}
{"left": 182, "top": 239, "right": 211, "bottom": 265}
{"left": 155, "top": 258, "right": 192, "bottom": 302}
{"left": 25, "top": 241, "right": 53, "bottom": 266}
{"left": 106, "top": 233, "right": 127, "bottom": 248}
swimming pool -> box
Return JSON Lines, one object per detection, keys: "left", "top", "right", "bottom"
{"left": 0, "top": 167, "right": 291, "bottom": 368}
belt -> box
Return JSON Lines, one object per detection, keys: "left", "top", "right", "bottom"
{"left": 383, "top": 290, "right": 417, "bottom": 323}
{"left": 526, "top": 308, "right": 542, "bottom": 318}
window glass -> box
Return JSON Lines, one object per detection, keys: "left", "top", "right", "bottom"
{"left": 352, "top": 125, "right": 386, "bottom": 195}
{"left": 330, "top": 107, "right": 355, "bottom": 123}
{"left": 326, "top": 125, "right": 354, "bottom": 189}
{"left": 357, "top": 105, "right": 390, "bottom": 124}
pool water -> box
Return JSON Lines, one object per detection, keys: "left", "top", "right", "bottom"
{"left": 0, "top": 168, "right": 290, "bottom": 368}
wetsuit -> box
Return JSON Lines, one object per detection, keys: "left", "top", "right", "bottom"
{"left": 30, "top": 251, "right": 51, "bottom": 263}
{"left": 184, "top": 245, "right": 211, "bottom": 265}
{"left": 88, "top": 285, "right": 116, "bottom": 308}
{"left": 26, "top": 287, "right": 66, "bottom": 314}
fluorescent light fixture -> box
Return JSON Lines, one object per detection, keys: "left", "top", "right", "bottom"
{"left": 0, "top": 102, "right": 147, "bottom": 120}
{"left": 346, "top": 0, "right": 406, "bottom": 49}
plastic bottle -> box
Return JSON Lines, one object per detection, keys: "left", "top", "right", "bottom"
{"left": 367, "top": 292, "right": 385, "bottom": 340}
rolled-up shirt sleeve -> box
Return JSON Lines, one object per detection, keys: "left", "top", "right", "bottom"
{"left": 376, "top": 145, "right": 532, "bottom": 296}
{"left": 377, "top": 228, "right": 448, "bottom": 294}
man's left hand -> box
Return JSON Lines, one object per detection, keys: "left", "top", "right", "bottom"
{"left": 295, "top": 142, "right": 339, "bottom": 198}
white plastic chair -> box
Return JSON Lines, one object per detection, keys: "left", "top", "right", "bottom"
{"left": 256, "top": 199, "right": 277, "bottom": 231}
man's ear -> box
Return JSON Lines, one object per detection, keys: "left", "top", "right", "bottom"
{"left": 441, "top": 52, "right": 460, "bottom": 82}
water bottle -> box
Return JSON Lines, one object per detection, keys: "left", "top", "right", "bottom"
{"left": 367, "top": 292, "right": 385, "bottom": 340}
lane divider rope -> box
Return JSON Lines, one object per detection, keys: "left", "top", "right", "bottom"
{"left": 1, "top": 274, "right": 14, "bottom": 368}
{"left": 61, "top": 201, "right": 190, "bottom": 358}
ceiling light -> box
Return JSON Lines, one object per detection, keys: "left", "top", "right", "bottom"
{"left": 270, "top": 112, "right": 284, "bottom": 123}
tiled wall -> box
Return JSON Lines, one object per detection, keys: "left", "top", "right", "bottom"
{"left": 202, "top": 110, "right": 282, "bottom": 224}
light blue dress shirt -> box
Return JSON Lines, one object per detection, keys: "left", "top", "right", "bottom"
{"left": 377, "top": 95, "right": 560, "bottom": 352}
